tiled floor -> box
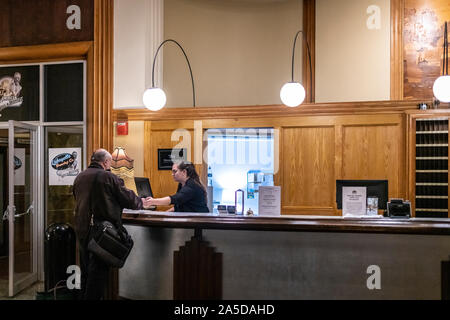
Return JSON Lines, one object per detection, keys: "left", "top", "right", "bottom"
{"left": 0, "top": 280, "right": 44, "bottom": 300}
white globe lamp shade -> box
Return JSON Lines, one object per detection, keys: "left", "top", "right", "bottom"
{"left": 433, "top": 75, "right": 450, "bottom": 103}
{"left": 143, "top": 87, "right": 167, "bottom": 111}
{"left": 280, "top": 82, "right": 306, "bottom": 107}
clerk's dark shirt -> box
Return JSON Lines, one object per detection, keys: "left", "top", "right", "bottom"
{"left": 169, "top": 178, "right": 209, "bottom": 213}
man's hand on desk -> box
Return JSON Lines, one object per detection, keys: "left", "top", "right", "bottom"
{"left": 142, "top": 197, "right": 154, "bottom": 209}
{"left": 144, "top": 196, "right": 171, "bottom": 207}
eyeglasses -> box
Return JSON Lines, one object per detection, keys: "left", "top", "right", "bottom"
{"left": 171, "top": 169, "right": 179, "bottom": 174}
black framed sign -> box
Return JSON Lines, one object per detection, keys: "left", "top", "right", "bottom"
{"left": 158, "top": 148, "right": 187, "bottom": 170}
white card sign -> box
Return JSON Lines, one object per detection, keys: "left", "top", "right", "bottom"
{"left": 342, "top": 186, "right": 367, "bottom": 216}
{"left": 49, "top": 148, "right": 81, "bottom": 186}
{"left": 258, "top": 186, "right": 281, "bottom": 216}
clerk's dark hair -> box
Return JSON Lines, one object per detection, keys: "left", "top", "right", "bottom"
{"left": 176, "top": 161, "right": 206, "bottom": 196}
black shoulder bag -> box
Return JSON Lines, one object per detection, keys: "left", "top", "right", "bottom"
{"left": 87, "top": 171, "right": 134, "bottom": 268}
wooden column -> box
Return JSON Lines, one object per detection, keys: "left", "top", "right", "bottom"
{"left": 390, "top": 0, "right": 404, "bottom": 100}
{"left": 303, "top": 0, "right": 315, "bottom": 103}
{"left": 88, "top": 0, "right": 114, "bottom": 155}
{"left": 93, "top": 0, "right": 115, "bottom": 299}
{"left": 173, "top": 230, "right": 222, "bottom": 300}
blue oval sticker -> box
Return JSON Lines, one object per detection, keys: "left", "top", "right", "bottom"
{"left": 14, "top": 156, "right": 22, "bottom": 170}
{"left": 51, "top": 153, "right": 75, "bottom": 170}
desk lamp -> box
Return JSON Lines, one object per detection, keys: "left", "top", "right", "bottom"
{"left": 143, "top": 39, "right": 196, "bottom": 111}
{"left": 280, "top": 30, "right": 313, "bottom": 107}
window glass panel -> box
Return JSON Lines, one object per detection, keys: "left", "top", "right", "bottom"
{"left": 45, "top": 126, "right": 83, "bottom": 228}
{"left": 44, "top": 63, "right": 83, "bottom": 122}
{"left": 0, "top": 65, "right": 39, "bottom": 121}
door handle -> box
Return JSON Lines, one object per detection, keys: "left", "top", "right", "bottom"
{"left": 2, "top": 205, "right": 16, "bottom": 221}
{"left": 14, "top": 204, "right": 33, "bottom": 219}
{"left": 2, "top": 207, "right": 9, "bottom": 221}
{"left": 2, "top": 204, "right": 33, "bottom": 221}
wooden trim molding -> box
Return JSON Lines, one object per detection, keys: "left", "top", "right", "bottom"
{"left": 390, "top": 0, "right": 404, "bottom": 100}
{"left": 0, "top": 41, "right": 92, "bottom": 64}
{"left": 112, "top": 100, "right": 428, "bottom": 122}
{"left": 303, "top": 0, "right": 315, "bottom": 103}
{"left": 91, "top": 0, "right": 114, "bottom": 154}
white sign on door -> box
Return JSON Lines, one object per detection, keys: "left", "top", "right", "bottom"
{"left": 49, "top": 148, "right": 81, "bottom": 186}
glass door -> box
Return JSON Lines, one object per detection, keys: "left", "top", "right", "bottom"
{"left": 7, "top": 120, "right": 38, "bottom": 297}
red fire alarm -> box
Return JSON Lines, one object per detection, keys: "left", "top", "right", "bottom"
{"left": 117, "top": 121, "right": 128, "bottom": 135}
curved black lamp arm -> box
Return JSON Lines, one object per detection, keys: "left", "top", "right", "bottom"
{"left": 151, "top": 39, "right": 196, "bottom": 107}
{"left": 291, "top": 30, "right": 313, "bottom": 102}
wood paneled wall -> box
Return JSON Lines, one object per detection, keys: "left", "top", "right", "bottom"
{"left": 282, "top": 126, "right": 335, "bottom": 213}
{"left": 121, "top": 102, "right": 414, "bottom": 215}
{"left": 145, "top": 129, "right": 194, "bottom": 198}
{"left": 280, "top": 114, "right": 405, "bottom": 215}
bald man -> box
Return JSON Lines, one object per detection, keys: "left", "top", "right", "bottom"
{"left": 73, "top": 148, "right": 150, "bottom": 300}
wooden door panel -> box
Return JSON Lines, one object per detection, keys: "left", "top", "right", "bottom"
{"left": 342, "top": 124, "right": 401, "bottom": 199}
{"left": 282, "top": 126, "right": 335, "bottom": 208}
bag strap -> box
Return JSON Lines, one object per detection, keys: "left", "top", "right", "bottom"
{"left": 89, "top": 170, "right": 102, "bottom": 226}
{"left": 89, "top": 169, "right": 126, "bottom": 235}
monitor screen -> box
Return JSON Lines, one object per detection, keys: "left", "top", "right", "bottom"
{"left": 134, "top": 177, "right": 153, "bottom": 198}
{"left": 336, "top": 180, "right": 388, "bottom": 210}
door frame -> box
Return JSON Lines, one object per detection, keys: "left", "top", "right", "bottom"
{"left": 7, "top": 120, "right": 39, "bottom": 296}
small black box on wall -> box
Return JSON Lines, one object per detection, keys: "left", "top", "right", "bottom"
{"left": 158, "top": 148, "right": 187, "bottom": 170}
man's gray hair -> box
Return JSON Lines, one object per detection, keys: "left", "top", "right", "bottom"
{"left": 90, "top": 148, "right": 111, "bottom": 163}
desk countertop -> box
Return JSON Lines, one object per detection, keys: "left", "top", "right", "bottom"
{"left": 122, "top": 210, "right": 450, "bottom": 235}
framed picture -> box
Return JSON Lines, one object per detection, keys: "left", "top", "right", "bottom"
{"left": 158, "top": 148, "right": 187, "bottom": 170}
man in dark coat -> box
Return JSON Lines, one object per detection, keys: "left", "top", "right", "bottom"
{"left": 73, "top": 148, "right": 149, "bottom": 300}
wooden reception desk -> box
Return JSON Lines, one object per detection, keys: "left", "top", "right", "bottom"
{"left": 119, "top": 211, "right": 450, "bottom": 300}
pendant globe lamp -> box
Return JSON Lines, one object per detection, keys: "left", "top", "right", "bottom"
{"left": 280, "top": 30, "right": 313, "bottom": 107}
{"left": 143, "top": 39, "right": 196, "bottom": 111}
{"left": 433, "top": 21, "right": 450, "bottom": 103}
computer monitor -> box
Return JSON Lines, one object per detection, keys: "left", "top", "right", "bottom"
{"left": 336, "top": 180, "right": 388, "bottom": 210}
{"left": 134, "top": 177, "right": 153, "bottom": 198}
{"left": 134, "top": 177, "right": 156, "bottom": 210}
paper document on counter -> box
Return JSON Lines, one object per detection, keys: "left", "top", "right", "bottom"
{"left": 342, "top": 186, "right": 366, "bottom": 216}
{"left": 258, "top": 186, "right": 281, "bottom": 216}
{"left": 343, "top": 214, "right": 383, "bottom": 219}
